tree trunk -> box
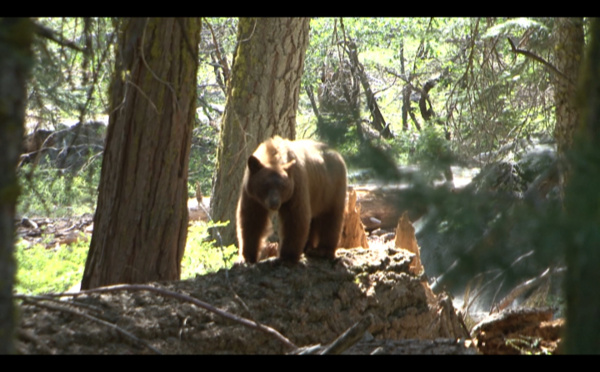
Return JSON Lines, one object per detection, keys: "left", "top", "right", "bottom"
{"left": 0, "top": 18, "right": 33, "bottom": 354}
{"left": 553, "top": 18, "right": 584, "bottom": 197}
{"left": 563, "top": 18, "right": 600, "bottom": 354}
{"left": 210, "top": 18, "right": 310, "bottom": 246}
{"left": 81, "top": 18, "right": 201, "bottom": 289}
{"left": 346, "top": 40, "right": 393, "bottom": 139}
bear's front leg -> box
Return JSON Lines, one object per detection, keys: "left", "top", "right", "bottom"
{"left": 237, "top": 193, "right": 270, "bottom": 263}
{"left": 277, "top": 202, "right": 310, "bottom": 263}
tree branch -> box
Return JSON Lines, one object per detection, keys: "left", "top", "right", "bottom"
{"left": 204, "top": 18, "right": 230, "bottom": 95}
{"left": 291, "top": 314, "right": 374, "bottom": 355}
{"left": 32, "top": 21, "right": 84, "bottom": 52}
{"left": 507, "top": 37, "right": 574, "bottom": 85}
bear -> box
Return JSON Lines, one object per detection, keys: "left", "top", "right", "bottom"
{"left": 236, "top": 136, "right": 347, "bottom": 264}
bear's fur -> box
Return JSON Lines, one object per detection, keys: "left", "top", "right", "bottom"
{"left": 237, "top": 136, "right": 347, "bottom": 264}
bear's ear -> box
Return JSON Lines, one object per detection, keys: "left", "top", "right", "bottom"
{"left": 248, "top": 155, "right": 264, "bottom": 174}
{"left": 282, "top": 159, "right": 296, "bottom": 171}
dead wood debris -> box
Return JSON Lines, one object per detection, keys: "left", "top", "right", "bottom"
{"left": 339, "top": 189, "right": 369, "bottom": 249}
{"left": 471, "top": 307, "right": 563, "bottom": 354}
{"left": 394, "top": 211, "right": 424, "bottom": 275}
{"left": 291, "top": 314, "right": 374, "bottom": 354}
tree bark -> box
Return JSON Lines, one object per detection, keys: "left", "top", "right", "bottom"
{"left": 553, "top": 18, "right": 584, "bottom": 197}
{"left": 81, "top": 18, "right": 201, "bottom": 289}
{"left": 210, "top": 18, "right": 310, "bottom": 246}
{"left": 0, "top": 18, "right": 33, "bottom": 354}
{"left": 563, "top": 17, "right": 600, "bottom": 354}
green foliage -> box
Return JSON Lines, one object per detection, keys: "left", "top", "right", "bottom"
{"left": 14, "top": 237, "right": 88, "bottom": 295}
{"left": 188, "top": 122, "right": 218, "bottom": 198}
{"left": 25, "top": 17, "right": 559, "bottom": 202}
{"left": 28, "top": 18, "right": 114, "bottom": 127}
{"left": 409, "top": 126, "right": 455, "bottom": 183}
{"left": 181, "top": 221, "right": 237, "bottom": 279}
{"left": 14, "top": 221, "right": 237, "bottom": 295}
{"left": 303, "top": 18, "right": 557, "bottom": 166}
{"left": 197, "top": 17, "right": 237, "bottom": 116}
{"left": 441, "top": 18, "right": 555, "bottom": 159}
{"left": 483, "top": 18, "right": 549, "bottom": 39}
{"left": 17, "top": 163, "right": 100, "bottom": 217}
{"left": 410, "top": 126, "right": 454, "bottom": 165}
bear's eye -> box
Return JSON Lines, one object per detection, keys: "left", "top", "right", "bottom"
{"left": 266, "top": 173, "right": 285, "bottom": 185}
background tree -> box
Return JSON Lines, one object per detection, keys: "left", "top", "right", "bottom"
{"left": 0, "top": 17, "right": 33, "bottom": 354}
{"left": 17, "top": 18, "right": 115, "bottom": 219}
{"left": 210, "top": 17, "right": 310, "bottom": 246}
{"left": 563, "top": 17, "right": 600, "bottom": 354}
{"left": 552, "top": 17, "right": 585, "bottom": 196}
{"left": 26, "top": 18, "right": 114, "bottom": 129}
{"left": 81, "top": 18, "right": 201, "bottom": 289}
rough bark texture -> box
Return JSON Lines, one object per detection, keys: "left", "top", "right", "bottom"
{"left": 563, "top": 18, "right": 600, "bottom": 354}
{"left": 553, "top": 18, "right": 584, "bottom": 196}
{"left": 210, "top": 18, "right": 310, "bottom": 246}
{"left": 0, "top": 18, "right": 33, "bottom": 354}
{"left": 81, "top": 18, "right": 201, "bottom": 289}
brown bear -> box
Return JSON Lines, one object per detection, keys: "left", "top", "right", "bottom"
{"left": 236, "top": 136, "right": 347, "bottom": 264}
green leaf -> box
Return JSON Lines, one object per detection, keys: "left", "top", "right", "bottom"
{"left": 483, "top": 18, "right": 548, "bottom": 39}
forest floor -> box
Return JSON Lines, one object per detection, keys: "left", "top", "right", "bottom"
{"left": 14, "top": 212, "right": 562, "bottom": 354}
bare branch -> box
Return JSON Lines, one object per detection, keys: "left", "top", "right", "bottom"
{"left": 320, "top": 314, "right": 374, "bottom": 354}
{"left": 290, "top": 314, "right": 374, "bottom": 355}
{"left": 507, "top": 37, "right": 574, "bottom": 85}
{"left": 495, "top": 266, "right": 566, "bottom": 312}
{"left": 32, "top": 21, "right": 84, "bottom": 52}
{"left": 204, "top": 18, "right": 230, "bottom": 94}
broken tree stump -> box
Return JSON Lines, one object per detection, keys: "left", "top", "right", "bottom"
{"left": 395, "top": 211, "right": 424, "bottom": 275}
{"left": 339, "top": 189, "right": 369, "bottom": 248}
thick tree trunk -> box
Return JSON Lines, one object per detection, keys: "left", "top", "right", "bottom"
{"left": 81, "top": 18, "right": 201, "bottom": 289}
{"left": 553, "top": 18, "right": 584, "bottom": 197}
{"left": 563, "top": 18, "right": 600, "bottom": 354}
{"left": 210, "top": 18, "right": 310, "bottom": 246}
{"left": 0, "top": 18, "right": 33, "bottom": 354}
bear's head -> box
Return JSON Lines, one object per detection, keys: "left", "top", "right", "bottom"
{"left": 245, "top": 155, "right": 295, "bottom": 211}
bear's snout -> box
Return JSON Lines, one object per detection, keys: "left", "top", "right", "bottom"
{"left": 265, "top": 192, "right": 281, "bottom": 211}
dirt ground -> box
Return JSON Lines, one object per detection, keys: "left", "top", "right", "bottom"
{"left": 14, "top": 213, "right": 562, "bottom": 355}
{"left": 15, "top": 236, "right": 479, "bottom": 354}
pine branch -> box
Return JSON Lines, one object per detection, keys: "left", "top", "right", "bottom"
{"left": 32, "top": 21, "right": 84, "bottom": 52}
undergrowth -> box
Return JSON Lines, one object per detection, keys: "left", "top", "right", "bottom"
{"left": 15, "top": 235, "right": 89, "bottom": 295}
{"left": 17, "top": 164, "right": 99, "bottom": 218}
{"left": 15, "top": 221, "right": 237, "bottom": 295}
{"left": 181, "top": 221, "right": 237, "bottom": 279}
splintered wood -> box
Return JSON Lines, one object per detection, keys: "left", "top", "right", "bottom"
{"left": 394, "top": 211, "right": 424, "bottom": 275}
{"left": 339, "top": 189, "right": 369, "bottom": 248}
